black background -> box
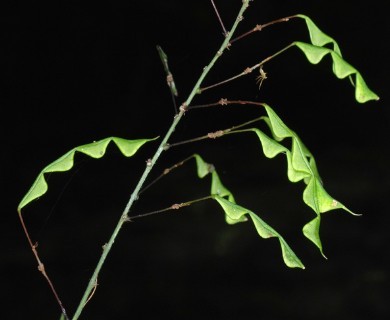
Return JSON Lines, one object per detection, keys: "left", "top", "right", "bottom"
{"left": 2, "top": 1, "right": 389, "bottom": 319}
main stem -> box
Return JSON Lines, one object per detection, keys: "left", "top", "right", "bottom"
{"left": 72, "top": 1, "right": 250, "bottom": 319}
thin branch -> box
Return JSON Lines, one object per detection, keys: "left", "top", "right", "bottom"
{"left": 139, "top": 155, "right": 195, "bottom": 196}
{"left": 199, "top": 43, "right": 294, "bottom": 93}
{"left": 84, "top": 278, "right": 98, "bottom": 307}
{"left": 229, "top": 15, "right": 295, "bottom": 44}
{"left": 130, "top": 195, "right": 213, "bottom": 220}
{"left": 193, "top": 98, "right": 265, "bottom": 108}
{"left": 210, "top": 0, "right": 228, "bottom": 36}
{"left": 18, "top": 213, "right": 70, "bottom": 320}
{"left": 168, "top": 114, "right": 264, "bottom": 149}
{"left": 72, "top": 2, "right": 252, "bottom": 319}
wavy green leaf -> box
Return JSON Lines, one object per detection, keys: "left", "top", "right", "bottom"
{"left": 17, "top": 137, "right": 157, "bottom": 214}
{"left": 243, "top": 103, "right": 357, "bottom": 255}
{"left": 296, "top": 14, "right": 342, "bottom": 55}
{"left": 193, "top": 154, "right": 244, "bottom": 224}
{"left": 213, "top": 195, "right": 305, "bottom": 269}
{"left": 294, "top": 14, "right": 379, "bottom": 103}
{"left": 193, "top": 154, "right": 302, "bottom": 268}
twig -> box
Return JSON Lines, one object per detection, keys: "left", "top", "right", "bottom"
{"left": 130, "top": 195, "right": 213, "bottom": 220}
{"left": 210, "top": 0, "right": 228, "bottom": 36}
{"left": 167, "top": 115, "right": 264, "bottom": 148}
{"left": 199, "top": 43, "right": 294, "bottom": 93}
{"left": 18, "top": 214, "right": 70, "bottom": 320}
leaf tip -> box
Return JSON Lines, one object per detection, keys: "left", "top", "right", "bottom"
{"left": 339, "top": 203, "right": 360, "bottom": 216}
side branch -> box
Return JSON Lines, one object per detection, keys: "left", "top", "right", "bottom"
{"left": 229, "top": 15, "right": 295, "bottom": 44}
{"left": 18, "top": 213, "right": 70, "bottom": 320}
{"left": 168, "top": 115, "right": 264, "bottom": 149}
{"left": 199, "top": 43, "right": 294, "bottom": 93}
{"left": 210, "top": 0, "right": 227, "bottom": 36}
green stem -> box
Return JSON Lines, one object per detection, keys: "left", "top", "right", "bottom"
{"left": 71, "top": 1, "right": 251, "bottom": 319}
{"left": 200, "top": 42, "right": 295, "bottom": 93}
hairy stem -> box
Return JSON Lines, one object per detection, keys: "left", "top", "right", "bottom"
{"left": 71, "top": 1, "right": 251, "bottom": 319}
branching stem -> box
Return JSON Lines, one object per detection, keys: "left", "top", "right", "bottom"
{"left": 71, "top": 2, "right": 251, "bottom": 319}
{"left": 199, "top": 43, "right": 294, "bottom": 93}
{"left": 167, "top": 116, "right": 264, "bottom": 149}
{"left": 130, "top": 195, "right": 213, "bottom": 220}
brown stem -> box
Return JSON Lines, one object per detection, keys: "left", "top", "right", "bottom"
{"left": 18, "top": 212, "right": 70, "bottom": 320}
{"left": 199, "top": 43, "right": 294, "bottom": 93}
{"left": 168, "top": 112, "right": 264, "bottom": 149}
{"left": 210, "top": 0, "right": 228, "bottom": 36}
{"left": 229, "top": 15, "right": 296, "bottom": 44}
{"left": 130, "top": 196, "right": 213, "bottom": 220}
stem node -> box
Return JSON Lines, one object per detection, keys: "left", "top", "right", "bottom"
{"left": 219, "top": 98, "right": 228, "bottom": 105}
{"left": 179, "top": 103, "right": 188, "bottom": 113}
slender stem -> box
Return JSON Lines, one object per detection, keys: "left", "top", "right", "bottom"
{"left": 168, "top": 116, "right": 264, "bottom": 149}
{"left": 130, "top": 195, "right": 213, "bottom": 220}
{"left": 210, "top": 0, "right": 227, "bottom": 36}
{"left": 72, "top": 2, "right": 251, "bottom": 319}
{"left": 199, "top": 42, "right": 294, "bottom": 93}
{"left": 139, "top": 155, "right": 195, "bottom": 196}
{"left": 18, "top": 213, "right": 70, "bottom": 320}
{"left": 229, "top": 15, "right": 295, "bottom": 44}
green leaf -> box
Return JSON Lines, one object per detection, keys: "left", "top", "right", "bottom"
{"left": 293, "top": 14, "right": 379, "bottom": 103}
{"left": 193, "top": 154, "right": 243, "bottom": 224}
{"left": 193, "top": 153, "right": 213, "bottom": 178}
{"left": 17, "top": 137, "right": 157, "bottom": 214}
{"left": 293, "top": 41, "right": 378, "bottom": 103}
{"left": 213, "top": 195, "right": 305, "bottom": 269}
{"left": 243, "top": 103, "right": 357, "bottom": 255}
{"left": 210, "top": 171, "right": 235, "bottom": 203}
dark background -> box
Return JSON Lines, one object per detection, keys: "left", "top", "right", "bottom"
{"left": 1, "top": 1, "right": 389, "bottom": 319}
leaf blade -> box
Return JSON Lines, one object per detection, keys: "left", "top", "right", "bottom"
{"left": 241, "top": 104, "right": 355, "bottom": 255}
{"left": 18, "top": 137, "right": 157, "bottom": 213}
